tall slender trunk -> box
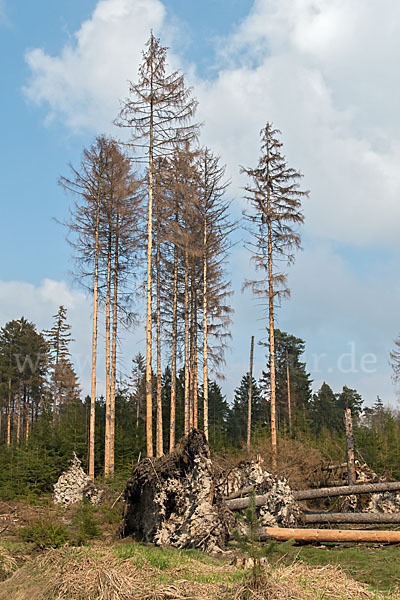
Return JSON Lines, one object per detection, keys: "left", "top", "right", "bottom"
{"left": 193, "top": 294, "right": 198, "bottom": 430}
{"left": 89, "top": 169, "right": 101, "bottom": 480}
{"left": 145, "top": 97, "right": 154, "bottom": 457}
{"left": 169, "top": 244, "right": 178, "bottom": 452}
{"left": 104, "top": 227, "right": 112, "bottom": 477}
{"left": 156, "top": 195, "right": 163, "bottom": 457}
{"left": 267, "top": 216, "right": 277, "bottom": 470}
{"left": 184, "top": 246, "right": 190, "bottom": 435}
{"left": 286, "top": 347, "right": 292, "bottom": 435}
{"left": 24, "top": 386, "right": 29, "bottom": 442}
{"left": 202, "top": 217, "right": 209, "bottom": 441}
{"left": 247, "top": 335, "right": 254, "bottom": 453}
{"left": 7, "top": 378, "right": 11, "bottom": 447}
{"left": 109, "top": 227, "right": 119, "bottom": 476}
{"left": 16, "top": 386, "right": 21, "bottom": 444}
{"left": 189, "top": 273, "right": 195, "bottom": 430}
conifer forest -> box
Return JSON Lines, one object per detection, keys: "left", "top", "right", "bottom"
{"left": 2, "top": 26, "right": 400, "bottom": 600}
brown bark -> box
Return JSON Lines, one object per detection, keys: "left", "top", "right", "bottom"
{"left": 169, "top": 245, "right": 178, "bottom": 452}
{"left": 267, "top": 210, "right": 277, "bottom": 470}
{"left": 16, "top": 387, "right": 21, "bottom": 444}
{"left": 104, "top": 228, "right": 112, "bottom": 477}
{"left": 193, "top": 295, "right": 198, "bottom": 430}
{"left": 259, "top": 527, "right": 400, "bottom": 544}
{"left": 202, "top": 216, "right": 209, "bottom": 441}
{"left": 247, "top": 336, "right": 254, "bottom": 453}
{"left": 145, "top": 104, "right": 154, "bottom": 458}
{"left": 7, "top": 378, "right": 11, "bottom": 447}
{"left": 155, "top": 195, "right": 163, "bottom": 458}
{"left": 286, "top": 347, "right": 292, "bottom": 435}
{"left": 189, "top": 275, "right": 195, "bottom": 431}
{"left": 184, "top": 247, "right": 190, "bottom": 434}
{"left": 345, "top": 407, "right": 356, "bottom": 485}
{"left": 303, "top": 512, "right": 400, "bottom": 524}
{"left": 109, "top": 228, "right": 119, "bottom": 476}
{"left": 24, "top": 386, "right": 29, "bottom": 442}
{"left": 89, "top": 170, "right": 101, "bottom": 480}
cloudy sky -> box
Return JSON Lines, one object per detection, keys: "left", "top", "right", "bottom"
{"left": 1, "top": 0, "right": 400, "bottom": 406}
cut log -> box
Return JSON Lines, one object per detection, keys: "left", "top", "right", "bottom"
{"left": 303, "top": 512, "right": 400, "bottom": 524}
{"left": 259, "top": 527, "right": 400, "bottom": 543}
{"left": 294, "top": 481, "right": 400, "bottom": 501}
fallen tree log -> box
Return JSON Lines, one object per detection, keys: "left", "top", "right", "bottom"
{"left": 225, "top": 481, "right": 400, "bottom": 510}
{"left": 294, "top": 481, "right": 400, "bottom": 501}
{"left": 302, "top": 512, "right": 400, "bottom": 524}
{"left": 258, "top": 527, "right": 400, "bottom": 543}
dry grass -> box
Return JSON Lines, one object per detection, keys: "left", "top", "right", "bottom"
{"left": 0, "top": 545, "right": 231, "bottom": 600}
{"left": 232, "top": 561, "right": 400, "bottom": 600}
{"left": 0, "top": 546, "right": 17, "bottom": 580}
{"left": 0, "top": 542, "right": 399, "bottom": 600}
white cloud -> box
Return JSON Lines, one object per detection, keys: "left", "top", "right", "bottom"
{"left": 24, "top": 0, "right": 166, "bottom": 132}
{"left": 21, "top": 1, "right": 400, "bottom": 404}
{"left": 23, "top": 0, "right": 400, "bottom": 246}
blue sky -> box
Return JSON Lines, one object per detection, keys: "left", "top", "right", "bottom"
{"left": 1, "top": 0, "right": 400, "bottom": 407}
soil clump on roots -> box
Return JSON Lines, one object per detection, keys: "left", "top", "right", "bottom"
{"left": 122, "top": 430, "right": 300, "bottom": 552}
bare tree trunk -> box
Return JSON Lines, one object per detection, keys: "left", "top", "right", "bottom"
{"left": 89, "top": 175, "right": 101, "bottom": 480}
{"left": 104, "top": 228, "right": 112, "bottom": 477}
{"left": 169, "top": 245, "right": 178, "bottom": 452}
{"left": 16, "top": 386, "right": 21, "bottom": 444}
{"left": 202, "top": 218, "right": 209, "bottom": 441}
{"left": 109, "top": 229, "right": 119, "bottom": 476}
{"left": 267, "top": 217, "right": 277, "bottom": 470}
{"left": 145, "top": 110, "right": 154, "bottom": 458}
{"left": 24, "top": 386, "right": 29, "bottom": 442}
{"left": 193, "top": 295, "right": 198, "bottom": 430}
{"left": 189, "top": 274, "right": 195, "bottom": 431}
{"left": 156, "top": 198, "right": 163, "bottom": 458}
{"left": 286, "top": 347, "right": 292, "bottom": 435}
{"left": 184, "top": 247, "right": 190, "bottom": 434}
{"left": 345, "top": 407, "right": 356, "bottom": 485}
{"left": 247, "top": 335, "right": 254, "bottom": 453}
{"left": 256, "top": 527, "right": 400, "bottom": 544}
{"left": 303, "top": 512, "right": 400, "bottom": 525}
{"left": 7, "top": 378, "right": 11, "bottom": 447}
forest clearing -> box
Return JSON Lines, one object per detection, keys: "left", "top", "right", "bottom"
{"left": 2, "top": 2, "right": 400, "bottom": 599}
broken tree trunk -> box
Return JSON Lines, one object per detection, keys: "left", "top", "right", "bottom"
{"left": 258, "top": 527, "right": 400, "bottom": 544}
{"left": 225, "top": 481, "right": 400, "bottom": 509}
{"left": 303, "top": 512, "right": 400, "bottom": 524}
{"left": 294, "top": 481, "right": 400, "bottom": 501}
{"left": 345, "top": 407, "right": 356, "bottom": 485}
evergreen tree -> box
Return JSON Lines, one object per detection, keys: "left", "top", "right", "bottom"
{"left": 43, "top": 306, "right": 78, "bottom": 418}
{"left": 116, "top": 32, "right": 199, "bottom": 457}
{"left": 228, "top": 374, "right": 266, "bottom": 446}
{"left": 242, "top": 123, "right": 308, "bottom": 468}
{"left": 259, "top": 329, "right": 312, "bottom": 433}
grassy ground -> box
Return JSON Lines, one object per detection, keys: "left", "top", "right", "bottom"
{"left": 1, "top": 500, "right": 400, "bottom": 599}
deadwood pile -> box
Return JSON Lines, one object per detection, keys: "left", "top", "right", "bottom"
{"left": 122, "top": 430, "right": 300, "bottom": 552}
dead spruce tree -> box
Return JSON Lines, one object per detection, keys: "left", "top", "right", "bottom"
{"left": 60, "top": 136, "right": 109, "bottom": 478}
{"left": 197, "top": 148, "right": 233, "bottom": 439}
{"left": 116, "top": 33, "right": 198, "bottom": 457}
{"left": 61, "top": 136, "right": 142, "bottom": 477}
{"left": 242, "top": 123, "right": 307, "bottom": 469}
{"left": 101, "top": 142, "right": 143, "bottom": 476}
